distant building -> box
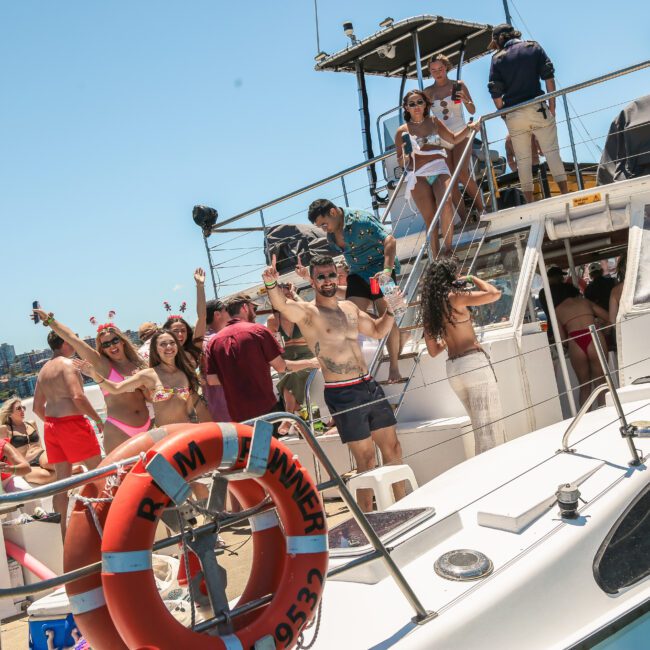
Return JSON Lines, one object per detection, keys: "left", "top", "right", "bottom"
{"left": 0, "top": 343, "right": 16, "bottom": 371}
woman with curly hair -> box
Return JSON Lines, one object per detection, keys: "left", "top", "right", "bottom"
{"left": 34, "top": 308, "right": 150, "bottom": 453}
{"left": 75, "top": 330, "right": 199, "bottom": 427}
{"left": 421, "top": 258, "right": 506, "bottom": 454}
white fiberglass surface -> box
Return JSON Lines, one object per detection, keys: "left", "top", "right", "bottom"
{"left": 314, "top": 400, "right": 650, "bottom": 649}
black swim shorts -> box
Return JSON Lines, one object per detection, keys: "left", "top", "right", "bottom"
{"left": 345, "top": 271, "right": 397, "bottom": 302}
{"left": 323, "top": 375, "right": 397, "bottom": 444}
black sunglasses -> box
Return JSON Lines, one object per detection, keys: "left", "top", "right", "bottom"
{"left": 407, "top": 99, "right": 425, "bottom": 108}
{"left": 315, "top": 272, "right": 338, "bottom": 282}
{"left": 100, "top": 336, "right": 121, "bottom": 349}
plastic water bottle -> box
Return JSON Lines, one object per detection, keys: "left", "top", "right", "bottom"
{"left": 377, "top": 274, "right": 407, "bottom": 319}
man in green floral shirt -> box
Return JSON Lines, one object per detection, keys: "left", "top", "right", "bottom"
{"left": 308, "top": 199, "right": 402, "bottom": 382}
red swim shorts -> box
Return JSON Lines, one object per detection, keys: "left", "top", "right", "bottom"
{"left": 44, "top": 415, "right": 101, "bottom": 464}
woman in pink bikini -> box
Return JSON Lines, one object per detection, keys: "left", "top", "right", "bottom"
{"left": 553, "top": 286, "right": 611, "bottom": 406}
{"left": 75, "top": 330, "right": 199, "bottom": 426}
{"left": 35, "top": 309, "right": 150, "bottom": 453}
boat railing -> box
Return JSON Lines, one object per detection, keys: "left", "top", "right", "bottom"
{"left": 479, "top": 58, "right": 650, "bottom": 212}
{"left": 201, "top": 57, "right": 650, "bottom": 302}
{"left": 562, "top": 325, "right": 648, "bottom": 465}
{"left": 0, "top": 412, "right": 436, "bottom": 625}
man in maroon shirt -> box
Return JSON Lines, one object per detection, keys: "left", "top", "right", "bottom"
{"left": 206, "top": 294, "right": 318, "bottom": 423}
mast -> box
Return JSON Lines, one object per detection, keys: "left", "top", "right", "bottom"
{"left": 502, "top": 0, "right": 513, "bottom": 25}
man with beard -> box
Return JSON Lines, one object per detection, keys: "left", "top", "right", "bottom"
{"left": 262, "top": 255, "right": 406, "bottom": 512}
{"left": 205, "top": 293, "right": 318, "bottom": 423}
{"left": 308, "top": 199, "right": 403, "bottom": 383}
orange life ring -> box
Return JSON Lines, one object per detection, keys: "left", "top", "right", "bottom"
{"left": 101, "top": 422, "right": 328, "bottom": 650}
{"left": 65, "top": 423, "right": 290, "bottom": 650}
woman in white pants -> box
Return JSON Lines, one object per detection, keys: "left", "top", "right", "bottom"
{"left": 421, "top": 258, "right": 506, "bottom": 455}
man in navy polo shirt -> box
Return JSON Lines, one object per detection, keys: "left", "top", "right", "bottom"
{"left": 488, "top": 23, "right": 569, "bottom": 203}
{"left": 206, "top": 294, "right": 318, "bottom": 423}
{"left": 308, "top": 198, "right": 403, "bottom": 383}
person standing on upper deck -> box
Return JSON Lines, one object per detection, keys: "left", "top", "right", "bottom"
{"left": 424, "top": 53, "right": 485, "bottom": 219}
{"left": 488, "top": 23, "right": 569, "bottom": 204}
{"left": 308, "top": 199, "right": 403, "bottom": 383}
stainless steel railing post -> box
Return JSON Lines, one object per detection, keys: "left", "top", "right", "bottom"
{"left": 340, "top": 175, "right": 350, "bottom": 207}
{"left": 562, "top": 94, "right": 583, "bottom": 191}
{"left": 588, "top": 325, "right": 642, "bottom": 465}
{"left": 480, "top": 120, "right": 498, "bottom": 214}
{"left": 247, "top": 411, "right": 435, "bottom": 622}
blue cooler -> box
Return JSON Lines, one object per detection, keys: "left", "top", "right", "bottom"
{"left": 27, "top": 587, "right": 81, "bottom": 649}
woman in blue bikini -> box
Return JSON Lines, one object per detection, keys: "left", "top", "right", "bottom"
{"left": 395, "top": 89, "right": 480, "bottom": 257}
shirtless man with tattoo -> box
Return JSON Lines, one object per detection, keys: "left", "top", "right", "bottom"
{"left": 263, "top": 254, "right": 406, "bottom": 512}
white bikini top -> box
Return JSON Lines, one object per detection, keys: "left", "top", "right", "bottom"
{"left": 406, "top": 125, "right": 447, "bottom": 158}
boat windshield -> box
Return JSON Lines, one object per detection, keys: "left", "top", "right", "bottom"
{"left": 454, "top": 226, "right": 532, "bottom": 330}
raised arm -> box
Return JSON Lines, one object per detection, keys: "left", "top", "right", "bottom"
{"left": 262, "top": 255, "right": 310, "bottom": 325}
{"left": 356, "top": 303, "right": 395, "bottom": 340}
{"left": 73, "top": 359, "right": 155, "bottom": 396}
{"left": 33, "top": 308, "right": 104, "bottom": 368}
{"left": 193, "top": 268, "right": 207, "bottom": 341}
{"left": 454, "top": 275, "right": 502, "bottom": 307}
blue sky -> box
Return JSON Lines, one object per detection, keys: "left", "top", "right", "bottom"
{"left": 1, "top": 0, "right": 648, "bottom": 354}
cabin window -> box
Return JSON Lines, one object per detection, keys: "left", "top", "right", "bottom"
{"left": 593, "top": 482, "right": 650, "bottom": 594}
{"left": 632, "top": 204, "right": 650, "bottom": 306}
{"left": 455, "top": 227, "right": 532, "bottom": 329}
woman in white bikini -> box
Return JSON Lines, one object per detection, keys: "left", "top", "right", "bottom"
{"left": 424, "top": 54, "right": 485, "bottom": 219}
{"left": 395, "top": 89, "right": 481, "bottom": 257}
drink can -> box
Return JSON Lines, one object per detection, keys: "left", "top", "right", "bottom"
{"left": 370, "top": 277, "right": 380, "bottom": 295}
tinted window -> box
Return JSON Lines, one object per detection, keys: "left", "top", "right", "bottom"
{"left": 594, "top": 483, "right": 650, "bottom": 594}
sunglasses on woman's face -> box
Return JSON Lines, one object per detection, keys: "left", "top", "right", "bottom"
{"left": 14, "top": 405, "right": 25, "bottom": 411}
{"left": 407, "top": 99, "right": 425, "bottom": 108}
{"left": 100, "top": 336, "right": 121, "bottom": 349}
{"left": 315, "top": 272, "right": 338, "bottom": 282}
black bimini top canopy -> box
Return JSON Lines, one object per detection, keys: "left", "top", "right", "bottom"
{"left": 315, "top": 15, "right": 493, "bottom": 78}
